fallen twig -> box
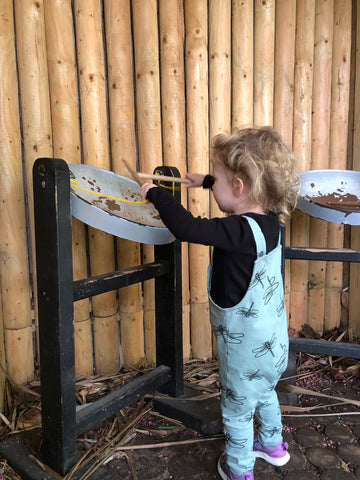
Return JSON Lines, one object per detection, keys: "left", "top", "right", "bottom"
{"left": 104, "top": 434, "right": 225, "bottom": 464}
{"left": 283, "top": 411, "right": 360, "bottom": 417}
{"left": 278, "top": 383, "right": 360, "bottom": 408}
{"left": 150, "top": 392, "right": 220, "bottom": 402}
{"left": 281, "top": 402, "right": 348, "bottom": 413}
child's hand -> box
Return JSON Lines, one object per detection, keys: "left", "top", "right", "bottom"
{"left": 141, "top": 182, "right": 157, "bottom": 201}
{"left": 185, "top": 173, "right": 206, "bottom": 188}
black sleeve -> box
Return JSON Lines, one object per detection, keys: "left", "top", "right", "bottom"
{"left": 202, "top": 175, "right": 215, "bottom": 189}
{"left": 146, "top": 186, "right": 249, "bottom": 251}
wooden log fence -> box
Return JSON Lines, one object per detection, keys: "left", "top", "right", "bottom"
{"left": 185, "top": 0, "right": 212, "bottom": 360}
{"left": 75, "top": 0, "right": 120, "bottom": 375}
{"left": 273, "top": 0, "right": 296, "bottom": 315}
{"left": 1, "top": 0, "right": 34, "bottom": 384}
{"left": 105, "top": 0, "right": 144, "bottom": 369}
{"left": 326, "top": 0, "right": 352, "bottom": 332}
{"left": 209, "top": 0, "right": 231, "bottom": 220}
{"left": 254, "top": 0, "right": 275, "bottom": 126}
{"left": 232, "top": 0, "right": 253, "bottom": 128}
{"left": 44, "top": 0, "right": 93, "bottom": 379}
{"left": 349, "top": 1, "right": 360, "bottom": 336}
{"left": 132, "top": 0, "right": 162, "bottom": 368}
{"left": 290, "top": 0, "right": 315, "bottom": 333}
{"left": 0, "top": 1, "right": 359, "bottom": 399}
{"left": 308, "top": 0, "right": 333, "bottom": 335}
{"left": 159, "top": 0, "right": 190, "bottom": 360}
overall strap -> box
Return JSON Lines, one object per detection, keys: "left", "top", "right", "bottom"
{"left": 243, "top": 215, "right": 267, "bottom": 259}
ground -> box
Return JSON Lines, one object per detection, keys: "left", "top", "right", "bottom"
{"left": 1, "top": 329, "right": 360, "bottom": 479}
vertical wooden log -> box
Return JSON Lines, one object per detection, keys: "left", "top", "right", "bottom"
{"left": 232, "top": 0, "right": 253, "bottom": 128}
{"left": 116, "top": 243, "right": 144, "bottom": 368}
{"left": 104, "top": 0, "right": 144, "bottom": 367}
{"left": 209, "top": 0, "right": 230, "bottom": 356}
{"left": 308, "top": 0, "right": 334, "bottom": 335}
{"left": 185, "top": 0, "right": 212, "bottom": 360}
{"left": 132, "top": 0, "right": 162, "bottom": 366}
{"left": 1, "top": 0, "right": 34, "bottom": 382}
{"left": 132, "top": 0, "right": 162, "bottom": 177}
{"left": 13, "top": 0, "right": 53, "bottom": 382}
{"left": 274, "top": 0, "right": 296, "bottom": 319}
{"left": 274, "top": 0, "right": 296, "bottom": 145}
{"left": 159, "top": 0, "right": 186, "bottom": 168}
{"left": 159, "top": 0, "right": 190, "bottom": 360}
{"left": 44, "top": 0, "right": 93, "bottom": 378}
{"left": 326, "top": 0, "right": 352, "bottom": 331}
{"left": 254, "top": 0, "right": 275, "bottom": 126}
{"left": 349, "top": 0, "right": 360, "bottom": 337}
{"left": 209, "top": 0, "right": 231, "bottom": 219}
{"left": 75, "top": 0, "right": 120, "bottom": 375}
{"left": 290, "top": 0, "right": 315, "bottom": 333}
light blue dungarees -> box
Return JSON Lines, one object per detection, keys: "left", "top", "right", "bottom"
{"left": 208, "top": 216, "right": 289, "bottom": 475}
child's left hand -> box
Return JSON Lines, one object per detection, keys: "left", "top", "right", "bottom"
{"left": 141, "top": 182, "right": 157, "bottom": 201}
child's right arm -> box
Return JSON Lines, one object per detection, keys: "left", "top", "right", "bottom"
{"left": 142, "top": 184, "right": 247, "bottom": 250}
{"left": 185, "top": 173, "right": 206, "bottom": 187}
{"left": 185, "top": 173, "right": 215, "bottom": 189}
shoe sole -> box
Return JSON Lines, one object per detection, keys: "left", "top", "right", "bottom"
{"left": 217, "top": 456, "right": 230, "bottom": 480}
{"left": 254, "top": 450, "right": 290, "bottom": 467}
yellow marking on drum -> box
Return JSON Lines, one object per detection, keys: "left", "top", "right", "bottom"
{"left": 70, "top": 179, "right": 148, "bottom": 204}
{"left": 156, "top": 181, "right": 181, "bottom": 191}
{"left": 153, "top": 172, "right": 181, "bottom": 191}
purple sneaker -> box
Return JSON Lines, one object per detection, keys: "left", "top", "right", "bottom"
{"left": 217, "top": 454, "right": 254, "bottom": 480}
{"left": 253, "top": 438, "right": 290, "bottom": 466}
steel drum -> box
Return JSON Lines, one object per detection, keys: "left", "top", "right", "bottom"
{"left": 69, "top": 164, "right": 175, "bottom": 244}
{"left": 297, "top": 169, "right": 360, "bottom": 225}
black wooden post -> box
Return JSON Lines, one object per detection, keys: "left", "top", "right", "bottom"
{"left": 154, "top": 167, "right": 184, "bottom": 397}
{"left": 154, "top": 239, "right": 183, "bottom": 397}
{"left": 33, "top": 158, "right": 77, "bottom": 475}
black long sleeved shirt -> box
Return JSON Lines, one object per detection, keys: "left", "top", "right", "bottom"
{"left": 147, "top": 186, "right": 280, "bottom": 308}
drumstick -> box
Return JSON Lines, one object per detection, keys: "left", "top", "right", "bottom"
{"left": 137, "top": 172, "right": 191, "bottom": 184}
{"left": 122, "top": 159, "right": 145, "bottom": 186}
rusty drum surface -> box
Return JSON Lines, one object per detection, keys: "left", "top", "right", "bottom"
{"left": 297, "top": 169, "right": 360, "bottom": 225}
{"left": 69, "top": 164, "right": 175, "bottom": 244}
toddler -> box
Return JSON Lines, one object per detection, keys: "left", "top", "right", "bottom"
{"left": 141, "top": 126, "right": 298, "bottom": 480}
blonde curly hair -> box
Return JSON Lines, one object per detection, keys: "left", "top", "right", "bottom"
{"left": 212, "top": 126, "right": 299, "bottom": 223}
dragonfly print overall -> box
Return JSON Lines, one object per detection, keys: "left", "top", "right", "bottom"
{"left": 208, "top": 216, "right": 289, "bottom": 475}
